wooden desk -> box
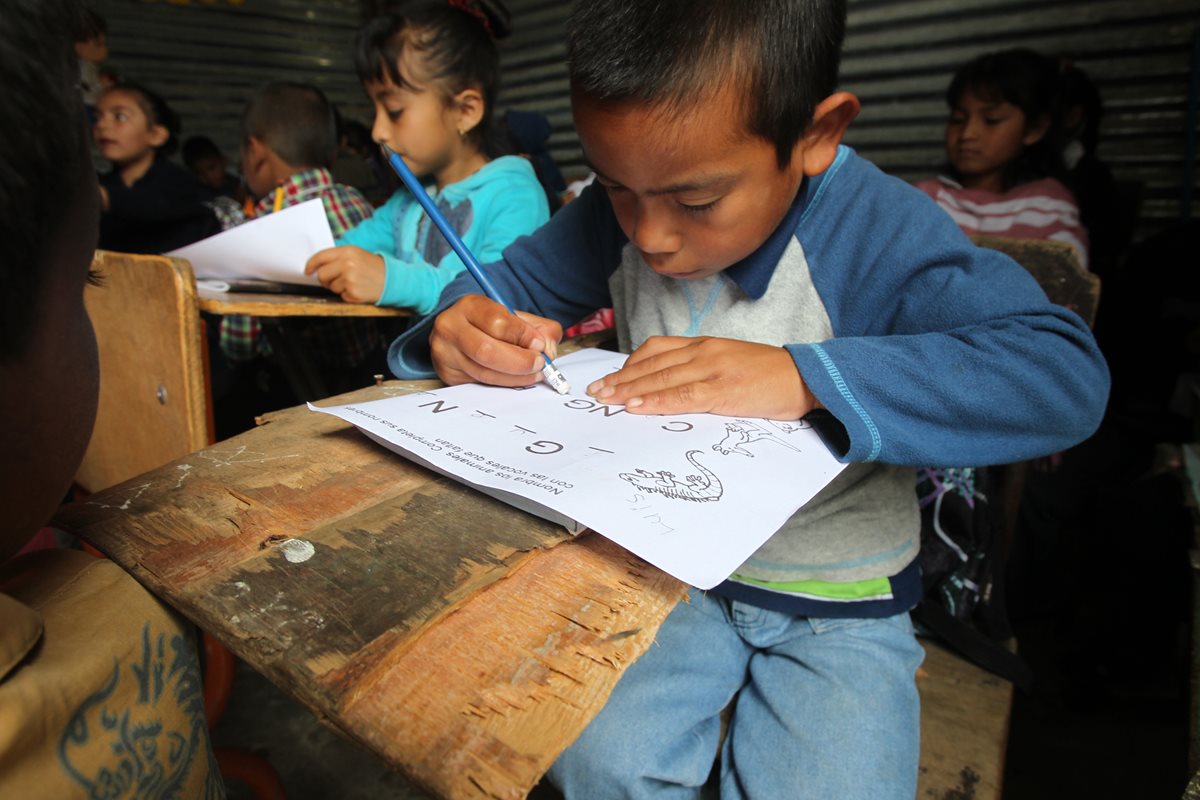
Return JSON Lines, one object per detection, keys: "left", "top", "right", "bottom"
{"left": 197, "top": 287, "right": 411, "bottom": 402}
{"left": 197, "top": 287, "right": 410, "bottom": 319}
{"left": 53, "top": 378, "right": 686, "bottom": 799}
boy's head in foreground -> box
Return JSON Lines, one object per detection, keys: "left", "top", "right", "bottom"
{"left": 567, "top": 0, "right": 857, "bottom": 281}
{"left": 241, "top": 81, "right": 338, "bottom": 198}
{"left": 1, "top": 0, "right": 101, "bottom": 558}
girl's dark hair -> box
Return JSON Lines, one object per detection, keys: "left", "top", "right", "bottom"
{"left": 103, "top": 82, "right": 183, "bottom": 157}
{"left": 354, "top": 1, "right": 509, "bottom": 158}
{"left": 945, "top": 48, "right": 1064, "bottom": 187}
{"left": 568, "top": 0, "right": 847, "bottom": 170}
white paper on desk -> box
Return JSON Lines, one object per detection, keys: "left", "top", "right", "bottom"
{"left": 168, "top": 198, "right": 330, "bottom": 286}
{"left": 309, "top": 348, "right": 847, "bottom": 589}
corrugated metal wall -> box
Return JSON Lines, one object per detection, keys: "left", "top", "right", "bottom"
{"left": 93, "top": 0, "right": 374, "bottom": 166}
{"left": 95, "top": 0, "right": 1199, "bottom": 236}
{"left": 497, "top": 0, "right": 1200, "bottom": 237}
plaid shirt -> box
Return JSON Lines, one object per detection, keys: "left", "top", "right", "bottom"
{"left": 219, "top": 169, "right": 379, "bottom": 368}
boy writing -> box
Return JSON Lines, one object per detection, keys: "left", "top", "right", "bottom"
{"left": 389, "top": 0, "right": 1109, "bottom": 796}
{"left": 0, "top": 1, "right": 221, "bottom": 795}
{"left": 220, "top": 81, "right": 382, "bottom": 389}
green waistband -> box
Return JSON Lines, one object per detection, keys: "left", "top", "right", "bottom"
{"left": 730, "top": 572, "right": 892, "bottom": 600}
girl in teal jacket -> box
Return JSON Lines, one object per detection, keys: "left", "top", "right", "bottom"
{"left": 305, "top": 2, "right": 549, "bottom": 314}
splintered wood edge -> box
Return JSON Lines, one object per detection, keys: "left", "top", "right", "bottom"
{"left": 332, "top": 534, "right": 687, "bottom": 799}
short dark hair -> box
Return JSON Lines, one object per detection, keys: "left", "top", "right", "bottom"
{"left": 182, "top": 134, "right": 222, "bottom": 167}
{"left": 945, "top": 48, "right": 1064, "bottom": 184}
{"left": 77, "top": 7, "right": 106, "bottom": 42}
{"left": 242, "top": 81, "right": 337, "bottom": 169}
{"left": 568, "top": 0, "right": 847, "bottom": 169}
{"left": 101, "top": 81, "right": 183, "bottom": 157}
{"left": 1, "top": 0, "right": 89, "bottom": 358}
{"left": 354, "top": 2, "right": 507, "bottom": 157}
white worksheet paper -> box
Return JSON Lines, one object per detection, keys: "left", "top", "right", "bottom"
{"left": 310, "top": 349, "right": 847, "bottom": 589}
{"left": 168, "top": 198, "right": 330, "bottom": 287}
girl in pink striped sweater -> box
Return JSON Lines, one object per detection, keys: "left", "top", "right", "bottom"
{"left": 915, "top": 48, "right": 1090, "bottom": 269}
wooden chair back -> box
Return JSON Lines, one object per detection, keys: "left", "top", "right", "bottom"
{"left": 971, "top": 235, "right": 1102, "bottom": 328}
{"left": 76, "top": 250, "right": 211, "bottom": 493}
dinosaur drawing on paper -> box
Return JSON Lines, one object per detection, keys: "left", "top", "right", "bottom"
{"left": 713, "top": 420, "right": 804, "bottom": 457}
{"left": 619, "top": 450, "right": 723, "bottom": 502}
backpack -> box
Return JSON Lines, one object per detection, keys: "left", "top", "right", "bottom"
{"left": 913, "top": 466, "right": 1033, "bottom": 690}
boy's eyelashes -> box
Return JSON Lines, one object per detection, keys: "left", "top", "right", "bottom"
{"left": 678, "top": 199, "right": 719, "bottom": 215}
{"left": 599, "top": 181, "right": 721, "bottom": 214}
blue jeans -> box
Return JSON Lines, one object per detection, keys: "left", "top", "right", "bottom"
{"left": 548, "top": 589, "right": 925, "bottom": 799}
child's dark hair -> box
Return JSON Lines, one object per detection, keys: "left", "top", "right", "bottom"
{"left": 340, "top": 118, "right": 374, "bottom": 153}
{"left": 568, "top": 0, "right": 847, "bottom": 170}
{"left": 102, "top": 82, "right": 183, "bottom": 157}
{"left": 76, "top": 7, "right": 106, "bottom": 43}
{"left": 182, "top": 135, "right": 222, "bottom": 168}
{"left": 354, "top": 1, "right": 510, "bottom": 158}
{"left": 2, "top": 0, "right": 90, "bottom": 359}
{"left": 945, "top": 48, "right": 1064, "bottom": 186}
{"left": 242, "top": 81, "right": 338, "bottom": 169}
{"left": 1057, "top": 62, "right": 1103, "bottom": 158}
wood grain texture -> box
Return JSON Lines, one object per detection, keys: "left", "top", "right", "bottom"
{"left": 54, "top": 373, "right": 687, "bottom": 799}
{"left": 916, "top": 640, "right": 1013, "bottom": 800}
{"left": 198, "top": 288, "right": 411, "bottom": 318}
{"left": 77, "top": 251, "right": 210, "bottom": 493}
{"left": 971, "top": 234, "right": 1101, "bottom": 327}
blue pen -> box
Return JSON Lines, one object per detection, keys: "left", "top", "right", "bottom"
{"left": 380, "top": 144, "right": 571, "bottom": 395}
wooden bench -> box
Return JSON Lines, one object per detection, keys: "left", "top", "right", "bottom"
{"left": 917, "top": 640, "right": 1013, "bottom": 799}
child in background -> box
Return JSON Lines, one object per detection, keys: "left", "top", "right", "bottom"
{"left": 502, "top": 108, "right": 566, "bottom": 213}
{"left": 388, "top": 1, "right": 1110, "bottom": 796}
{"left": 218, "top": 81, "right": 382, "bottom": 396}
{"left": 914, "top": 48, "right": 1090, "bottom": 268}
{"left": 304, "top": 1, "right": 549, "bottom": 313}
{"left": 1057, "top": 61, "right": 1132, "bottom": 276}
{"left": 332, "top": 116, "right": 391, "bottom": 205}
{"left": 183, "top": 134, "right": 248, "bottom": 204}
{"left": 183, "top": 135, "right": 249, "bottom": 230}
{"left": 74, "top": 8, "right": 108, "bottom": 119}
{"left": 0, "top": 2, "right": 221, "bottom": 795}
{"left": 95, "top": 82, "right": 219, "bottom": 253}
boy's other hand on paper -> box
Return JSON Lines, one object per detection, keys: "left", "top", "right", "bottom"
{"left": 305, "top": 245, "right": 386, "bottom": 304}
{"left": 431, "top": 294, "right": 562, "bottom": 388}
{"left": 587, "top": 336, "right": 821, "bottom": 420}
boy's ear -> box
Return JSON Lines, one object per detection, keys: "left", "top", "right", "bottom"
{"left": 1023, "top": 113, "right": 1051, "bottom": 146}
{"left": 796, "top": 92, "right": 861, "bottom": 177}
{"left": 452, "top": 87, "right": 485, "bottom": 136}
{"left": 243, "top": 136, "right": 268, "bottom": 164}
{"left": 147, "top": 123, "right": 170, "bottom": 150}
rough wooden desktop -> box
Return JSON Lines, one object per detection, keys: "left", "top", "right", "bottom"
{"left": 54, "top": 374, "right": 686, "bottom": 799}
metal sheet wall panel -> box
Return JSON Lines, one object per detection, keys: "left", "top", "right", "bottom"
{"left": 93, "top": 0, "right": 1199, "bottom": 234}
{"left": 496, "top": 0, "right": 1200, "bottom": 235}
{"left": 93, "top": 0, "right": 373, "bottom": 171}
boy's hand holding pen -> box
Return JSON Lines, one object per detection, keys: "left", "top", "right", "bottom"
{"left": 430, "top": 295, "right": 565, "bottom": 389}
{"left": 379, "top": 143, "right": 571, "bottom": 394}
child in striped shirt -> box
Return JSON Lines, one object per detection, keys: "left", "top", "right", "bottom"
{"left": 915, "top": 48, "right": 1090, "bottom": 269}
